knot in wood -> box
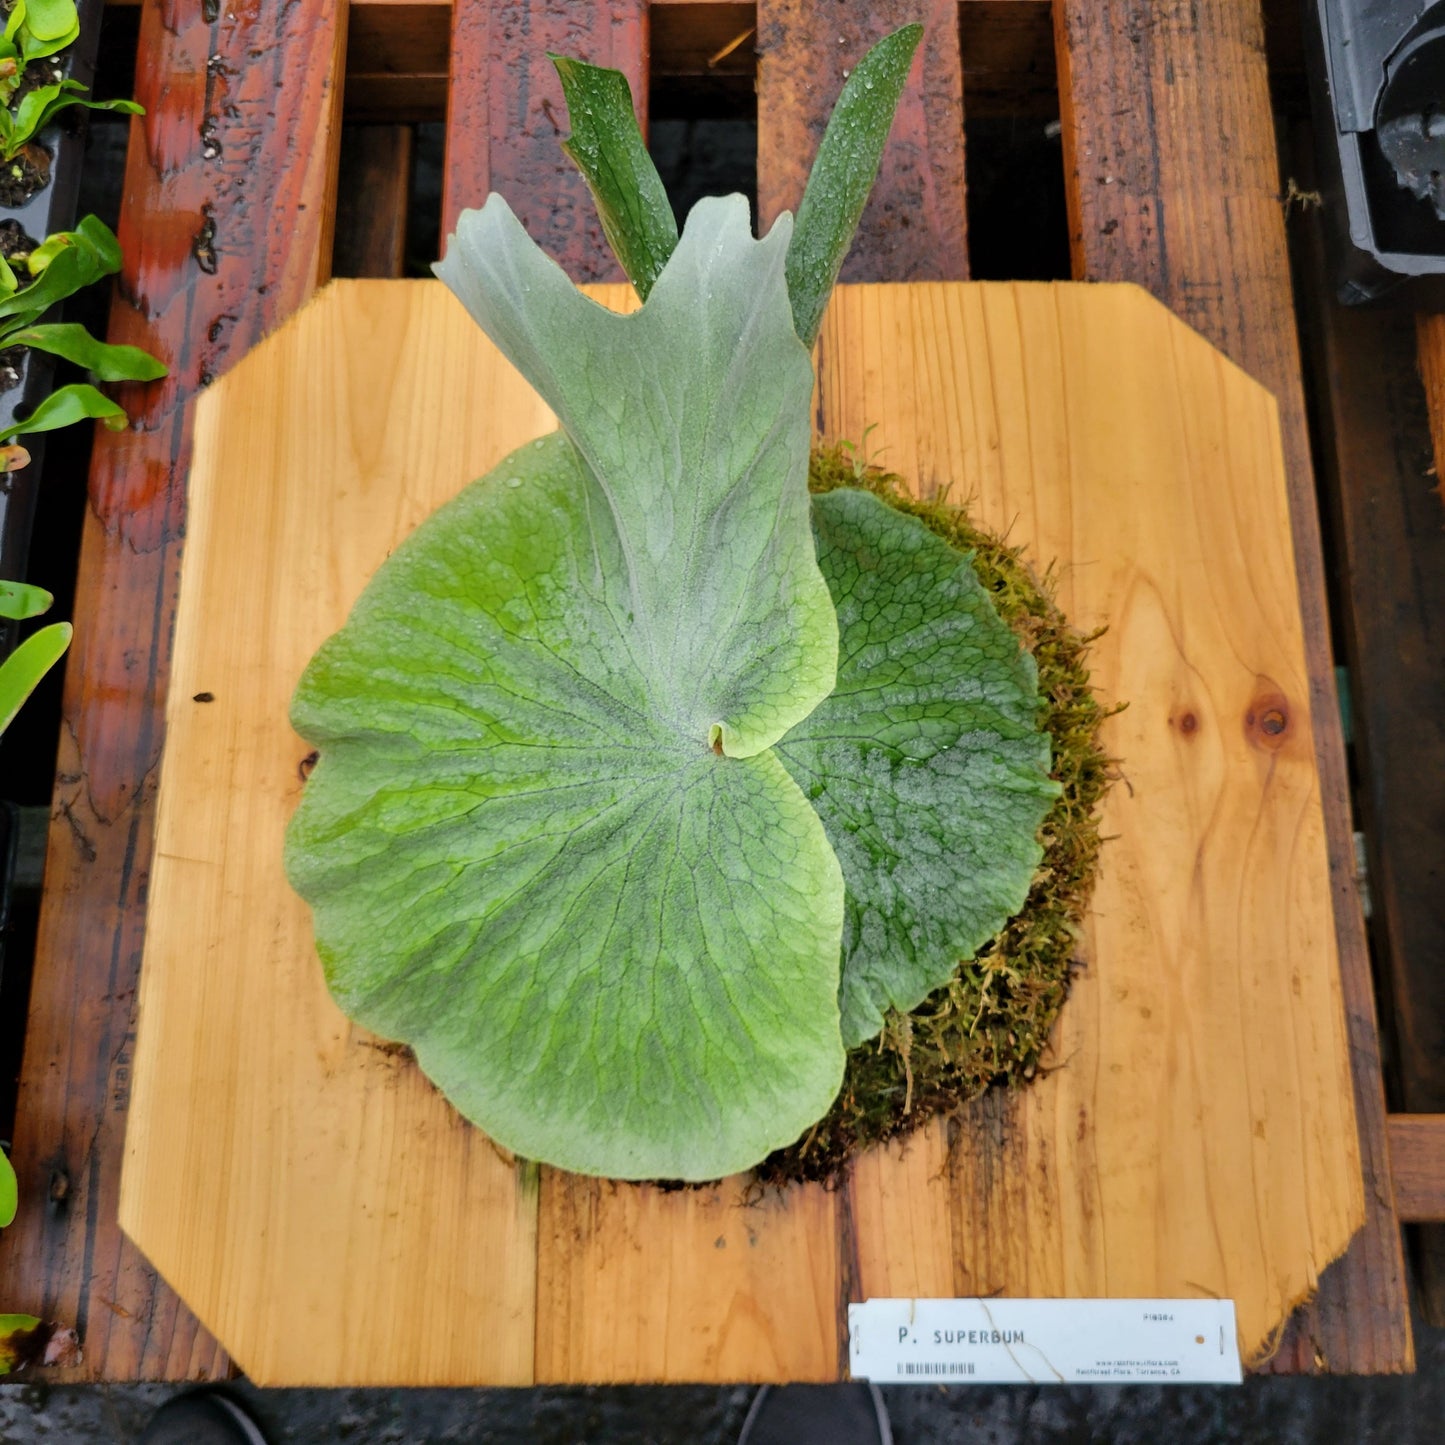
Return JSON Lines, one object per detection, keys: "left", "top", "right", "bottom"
{"left": 1244, "top": 690, "right": 1292, "bottom": 750}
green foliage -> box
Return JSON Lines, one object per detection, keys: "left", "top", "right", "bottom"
{"left": 785, "top": 25, "right": 922, "bottom": 346}
{"left": 546, "top": 27, "right": 921, "bottom": 348}
{"left": 0, "top": 578, "right": 51, "bottom": 619}
{"left": 0, "top": 1315, "right": 43, "bottom": 1376}
{"left": 549, "top": 55, "right": 678, "bottom": 300}
{"left": 0, "top": 214, "right": 120, "bottom": 310}
{"left": 0, "top": 617, "right": 69, "bottom": 734}
{"left": 293, "top": 205, "right": 846, "bottom": 1180}
{"left": 288, "top": 28, "right": 1067, "bottom": 1180}
{"left": 0, "top": 1149, "right": 15, "bottom": 1228}
{"left": 5, "top": 322, "right": 166, "bottom": 381}
{"left": 775, "top": 489, "right": 1058, "bottom": 1047}
{"left": 0, "top": 216, "right": 165, "bottom": 449}
{"left": 0, "top": 0, "right": 80, "bottom": 105}
{"left": 0, "top": 383, "right": 124, "bottom": 442}
{"left": 757, "top": 447, "right": 1118, "bottom": 1185}
{"left": 433, "top": 195, "right": 836, "bottom": 759}
{"left": 0, "top": 0, "right": 142, "bottom": 151}
{"left": 0, "top": 77, "right": 140, "bottom": 161}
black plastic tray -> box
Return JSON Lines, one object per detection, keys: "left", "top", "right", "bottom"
{"left": 1308, "top": 0, "right": 1445, "bottom": 306}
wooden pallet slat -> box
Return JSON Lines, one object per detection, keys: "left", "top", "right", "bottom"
{"left": 1390, "top": 1116, "right": 1445, "bottom": 1225}
{"left": 0, "top": 0, "right": 1420, "bottom": 1381}
{"left": 334, "top": 125, "right": 416, "bottom": 277}
{"left": 756, "top": 0, "right": 968, "bottom": 281}
{"left": 1051, "top": 0, "right": 1411, "bottom": 1375}
{"left": 347, "top": 0, "right": 450, "bottom": 121}
{"left": 0, "top": 0, "right": 349, "bottom": 1382}
{"left": 443, "top": 0, "right": 648, "bottom": 272}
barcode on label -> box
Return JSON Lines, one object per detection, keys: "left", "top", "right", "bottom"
{"left": 900, "top": 1361, "right": 976, "bottom": 1376}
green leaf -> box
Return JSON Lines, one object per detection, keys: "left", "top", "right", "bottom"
{"left": 8, "top": 322, "right": 167, "bottom": 380}
{"left": 288, "top": 434, "right": 845, "bottom": 1181}
{"left": 292, "top": 198, "right": 849, "bottom": 1179}
{"left": 0, "top": 1315, "right": 42, "bottom": 1376}
{"left": 775, "top": 490, "right": 1060, "bottom": 1047}
{"left": 3, "top": 4, "right": 24, "bottom": 44}
{"left": 550, "top": 55, "right": 678, "bottom": 299}
{"left": 19, "top": 17, "right": 79, "bottom": 64}
{"left": 0, "top": 383, "right": 127, "bottom": 442}
{"left": 0, "top": 1149, "right": 16, "bottom": 1228}
{"left": 73, "top": 213, "right": 124, "bottom": 270}
{"left": 785, "top": 25, "right": 923, "bottom": 347}
{"left": 0, "top": 216, "right": 121, "bottom": 323}
{"left": 435, "top": 193, "right": 836, "bottom": 759}
{"left": 26, "top": 231, "right": 73, "bottom": 274}
{"left": 0, "top": 579, "right": 53, "bottom": 619}
{"left": 3, "top": 82, "right": 142, "bottom": 160}
{"left": 0, "top": 252, "right": 16, "bottom": 299}
{"left": 0, "top": 620, "right": 70, "bottom": 735}
{"left": 21, "top": 0, "right": 78, "bottom": 42}
{"left": 10, "top": 76, "right": 70, "bottom": 142}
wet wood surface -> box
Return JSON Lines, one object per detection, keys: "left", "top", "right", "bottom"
{"left": 756, "top": 0, "right": 968, "bottom": 280}
{"left": 443, "top": 0, "right": 647, "bottom": 273}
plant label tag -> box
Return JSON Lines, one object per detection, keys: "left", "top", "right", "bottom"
{"left": 848, "top": 1298, "right": 1242, "bottom": 1384}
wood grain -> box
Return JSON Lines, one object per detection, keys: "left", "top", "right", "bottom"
{"left": 0, "top": 0, "right": 348, "bottom": 1383}
{"left": 121, "top": 281, "right": 554, "bottom": 1386}
{"left": 537, "top": 1176, "right": 840, "bottom": 1381}
{"left": 442, "top": 0, "right": 648, "bottom": 274}
{"left": 818, "top": 282, "right": 1362, "bottom": 1361}
{"left": 756, "top": 0, "right": 967, "bottom": 281}
{"left": 120, "top": 279, "right": 1364, "bottom": 1384}
{"left": 1390, "top": 1116, "right": 1445, "bottom": 1225}
{"left": 1052, "top": 0, "right": 1412, "bottom": 1374}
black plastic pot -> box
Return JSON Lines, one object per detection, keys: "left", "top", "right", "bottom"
{"left": 0, "top": 0, "right": 106, "bottom": 605}
{"left": 1307, "top": 0, "right": 1445, "bottom": 306}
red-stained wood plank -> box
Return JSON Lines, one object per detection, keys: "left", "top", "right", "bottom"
{"left": 442, "top": 0, "right": 648, "bottom": 277}
{"left": 1052, "top": 0, "right": 1410, "bottom": 1373}
{"left": 0, "top": 0, "right": 348, "bottom": 1381}
{"left": 1390, "top": 1116, "right": 1445, "bottom": 1225}
{"left": 755, "top": 0, "right": 968, "bottom": 280}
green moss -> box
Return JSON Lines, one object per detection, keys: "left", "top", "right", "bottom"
{"left": 752, "top": 442, "right": 1118, "bottom": 1187}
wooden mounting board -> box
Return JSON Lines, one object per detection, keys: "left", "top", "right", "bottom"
{"left": 119, "top": 279, "right": 1363, "bottom": 1386}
